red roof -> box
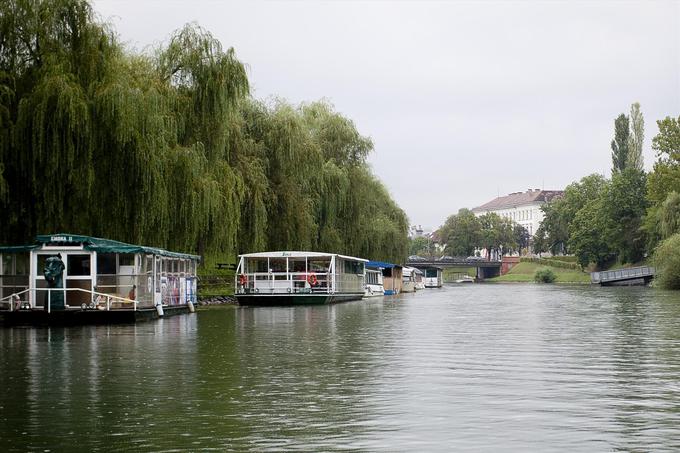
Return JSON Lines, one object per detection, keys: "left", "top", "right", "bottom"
{"left": 472, "top": 190, "right": 563, "bottom": 213}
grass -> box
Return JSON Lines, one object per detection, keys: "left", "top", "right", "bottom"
{"left": 489, "top": 261, "right": 591, "bottom": 284}
{"left": 443, "top": 267, "right": 477, "bottom": 282}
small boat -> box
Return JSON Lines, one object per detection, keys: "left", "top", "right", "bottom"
{"left": 366, "top": 261, "right": 402, "bottom": 295}
{"left": 420, "top": 266, "right": 443, "bottom": 288}
{"left": 414, "top": 268, "right": 425, "bottom": 290}
{"left": 402, "top": 267, "right": 417, "bottom": 293}
{"left": 365, "top": 265, "right": 385, "bottom": 297}
{"left": 235, "top": 251, "right": 367, "bottom": 305}
{"left": 455, "top": 275, "right": 475, "bottom": 283}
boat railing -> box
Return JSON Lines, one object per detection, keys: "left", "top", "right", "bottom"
{"left": 238, "top": 271, "right": 333, "bottom": 294}
{"left": 0, "top": 287, "right": 138, "bottom": 312}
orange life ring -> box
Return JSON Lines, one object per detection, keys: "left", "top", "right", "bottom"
{"left": 307, "top": 273, "right": 318, "bottom": 287}
{"left": 238, "top": 274, "right": 247, "bottom": 285}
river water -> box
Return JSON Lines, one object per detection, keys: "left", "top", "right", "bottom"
{"left": 2, "top": 284, "right": 680, "bottom": 452}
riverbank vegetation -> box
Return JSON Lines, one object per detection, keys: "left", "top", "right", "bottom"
{"left": 0, "top": 0, "right": 408, "bottom": 264}
{"left": 491, "top": 262, "right": 591, "bottom": 284}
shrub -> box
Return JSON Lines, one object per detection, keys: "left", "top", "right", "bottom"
{"left": 653, "top": 233, "right": 680, "bottom": 289}
{"left": 534, "top": 267, "right": 556, "bottom": 283}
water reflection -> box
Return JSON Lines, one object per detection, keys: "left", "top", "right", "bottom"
{"left": 2, "top": 286, "right": 680, "bottom": 451}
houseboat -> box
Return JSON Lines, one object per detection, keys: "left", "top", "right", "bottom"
{"left": 414, "top": 268, "right": 425, "bottom": 290}
{"left": 365, "top": 263, "right": 385, "bottom": 297}
{"left": 235, "top": 251, "right": 367, "bottom": 305}
{"left": 421, "top": 266, "right": 443, "bottom": 288}
{"left": 366, "top": 261, "right": 402, "bottom": 295}
{"left": 0, "top": 234, "right": 200, "bottom": 325}
{"left": 402, "top": 267, "right": 417, "bottom": 293}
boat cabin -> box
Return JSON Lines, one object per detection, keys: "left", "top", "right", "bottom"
{"left": 235, "top": 251, "right": 367, "bottom": 305}
{"left": 402, "top": 266, "right": 418, "bottom": 293}
{"left": 366, "top": 261, "right": 402, "bottom": 295}
{"left": 0, "top": 234, "right": 199, "bottom": 315}
{"left": 365, "top": 264, "right": 385, "bottom": 297}
{"left": 420, "top": 266, "right": 443, "bottom": 288}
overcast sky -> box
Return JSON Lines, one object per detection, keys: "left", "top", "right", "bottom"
{"left": 94, "top": 0, "right": 680, "bottom": 230}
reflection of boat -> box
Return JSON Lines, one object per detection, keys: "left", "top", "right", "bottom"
{"left": 365, "top": 265, "right": 385, "bottom": 297}
{"left": 455, "top": 275, "right": 475, "bottom": 283}
{"left": 402, "top": 267, "right": 417, "bottom": 293}
{"left": 235, "top": 251, "right": 367, "bottom": 305}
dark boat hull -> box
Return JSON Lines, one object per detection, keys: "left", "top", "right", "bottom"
{"left": 236, "top": 293, "right": 363, "bottom": 306}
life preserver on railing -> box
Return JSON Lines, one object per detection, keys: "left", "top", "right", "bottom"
{"left": 307, "top": 273, "right": 318, "bottom": 287}
{"left": 238, "top": 274, "right": 247, "bottom": 285}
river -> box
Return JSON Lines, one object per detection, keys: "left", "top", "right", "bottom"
{"left": 2, "top": 284, "right": 680, "bottom": 452}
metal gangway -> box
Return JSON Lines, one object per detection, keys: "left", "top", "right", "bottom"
{"left": 591, "top": 266, "right": 655, "bottom": 286}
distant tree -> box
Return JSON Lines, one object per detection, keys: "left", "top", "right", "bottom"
{"left": 627, "top": 102, "right": 644, "bottom": 171}
{"left": 409, "top": 236, "right": 430, "bottom": 256}
{"left": 532, "top": 225, "right": 548, "bottom": 255}
{"left": 478, "top": 213, "right": 515, "bottom": 260}
{"left": 652, "top": 116, "right": 680, "bottom": 163}
{"left": 653, "top": 233, "right": 680, "bottom": 290}
{"left": 659, "top": 191, "right": 680, "bottom": 240}
{"left": 440, "top": 208, "right": 481, "bottom": 257}
{"left": 611, "top": 114, "right": 630, "bottom": 174}
{"left": 512, "top": 224, "right": 530, "bottom": 255}
{"left": 569, "top": 196, "right": 614, "bottom": 269}
{"left": 603, "top": 168, "right": 648, "bottom": 263}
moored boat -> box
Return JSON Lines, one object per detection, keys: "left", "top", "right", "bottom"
{"left": 402, "top": 267, "right": 417, "bottom": 293}
{"left": 235, "top": 251, "right": 367, "bottom": 305}
{"left": 420, "top": 266, "right": 443, "bottom": 288}
{"left": 365, "top": 264, "right": 385, "bottom": 297}
{"left": 366, "top": 261, "right": 402, "bottom": 295}
{"left": 0, "top": 233, "right": 200, "bottom": 325}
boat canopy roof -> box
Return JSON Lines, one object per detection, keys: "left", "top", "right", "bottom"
{"left": 239, "top": 251, "right": 368, "bottom": 262}
{"left": 402, "top": 266, "right": 422, "bottom": 276}
{"left": 0, "top": 233, "right": 200, "bottom": 260}
{"left": 366, "top": 260, "right": 402, "bottom": 269}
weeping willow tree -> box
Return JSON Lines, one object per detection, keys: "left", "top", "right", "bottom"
{"left": 0, "top": 0, "right": 409, "bottom": 264}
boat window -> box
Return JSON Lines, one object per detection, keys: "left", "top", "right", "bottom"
{"left": 67, "top": 254, "right": 91, "bottom": 276}
{"left": 310, "top": 259, "right": 330, "bottom": 273}
{"left": 269, "top": 258, "right": 286, "bottom": 273}
{"left": 342, "top": 260, "right": 362, "bottom": 274}
{"left": 119, "top": 254, "right": 134, "bottom": 266}
{"left": 381, "top": 268, "right": 392, "bottom": 278}
{"left": 425, "top": 269, "right": 438, "bottom": 278}
{"left": 289, "top": 259, "right": 306, "bottom": 273}
{"left": 15, "top": 254, "right": 29, "bottom": 275}
{"left": 97, "top": 253, "right": 116, "bottom": 275}
{"left": 247, "top": 258, "right": 268, "bottom": 273}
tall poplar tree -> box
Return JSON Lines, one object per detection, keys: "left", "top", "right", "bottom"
{"left": 611, "top": 113, "right": 630, "bottom": 174}
{"left": 628, "top": 102, "right": 644, "bottom": 171}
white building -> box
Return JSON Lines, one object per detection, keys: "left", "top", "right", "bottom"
{"left": 471, "top": 189, "right": 563, "bottom": 236}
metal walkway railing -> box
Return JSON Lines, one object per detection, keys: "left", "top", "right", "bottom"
{"left": 591, "top": 266, "right": 655, "bottom": 284}
{"left": 0, "top": 287, "right": 138, "bottom": 313}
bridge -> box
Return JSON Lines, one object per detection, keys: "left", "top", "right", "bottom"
{"left": 405, "top": 258, "right": 502, "bottom": 280}
{"left": 590, "top": 266, "right": 655, "bottom": 286}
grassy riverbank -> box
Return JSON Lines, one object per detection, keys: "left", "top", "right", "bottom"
{"left": 488, "top": 262, "right": 591, "bottom": 284}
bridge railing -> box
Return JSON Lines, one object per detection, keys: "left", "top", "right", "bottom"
{"left": 591, "top": 266, "right": 655, "bottom": 284}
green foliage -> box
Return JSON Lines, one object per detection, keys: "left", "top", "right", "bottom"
{"left": 653, "top": 233, "right": 680, "bottom": 290}
{"left": 568, "top": 195, "right": 613, "bottom": 269}
{"left": 659, "top": 192, "right": 680, "bottom": 239}
{"left": 520, "top": 257, "right": 581, "bottom": 270}
{"left": 409, "top": 236, "right": 431, "bottom": 257}
{"left": 439, "top": 208, "right": 481, "bottom": 257}
{"left": 628, "top": 102, "right": 644, "bottom": 171}
{"left": 512, "top": 223, "right": 530, "bottom": 255}
{"left": 611, "top": 113, "right": 630, "bottom": 174}
{"left": 652, "top": 116, "right": 680, "bottom": 162}
{"left": 478, "top": 212, "right": 515, "bottom": 259}
{"left": 534, "top": 267, "right": 556, "bottom": 283}
{"left": 603, "top": 168, "right": 647, "bottom": 263}
{"left": 0, "top": 1, "right": 409, "bottom": 265}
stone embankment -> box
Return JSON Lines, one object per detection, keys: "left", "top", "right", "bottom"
{"left": 198, "top": 296, "right": 237, "bottom": 306}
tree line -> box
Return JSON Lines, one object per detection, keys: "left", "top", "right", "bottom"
{"left": 0, "top": 0, "right": 409, "bottom": 264}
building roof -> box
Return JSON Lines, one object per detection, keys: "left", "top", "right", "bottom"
{"left": 0, "top": 233, "right": 200, "bottom": 260}
{"left": 471, "top": 189, "right": 563, "bottom": 213}
{"left": 239, "top": 251, "right": 368, "bottom": 262}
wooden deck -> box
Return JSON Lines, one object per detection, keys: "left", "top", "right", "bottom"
{"left": 591, "top": 266, "right": 655, "bottom": 286}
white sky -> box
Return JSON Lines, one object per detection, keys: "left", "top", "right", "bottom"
{"left": 94, "top": 0, "right": 680, "bottom": 230}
